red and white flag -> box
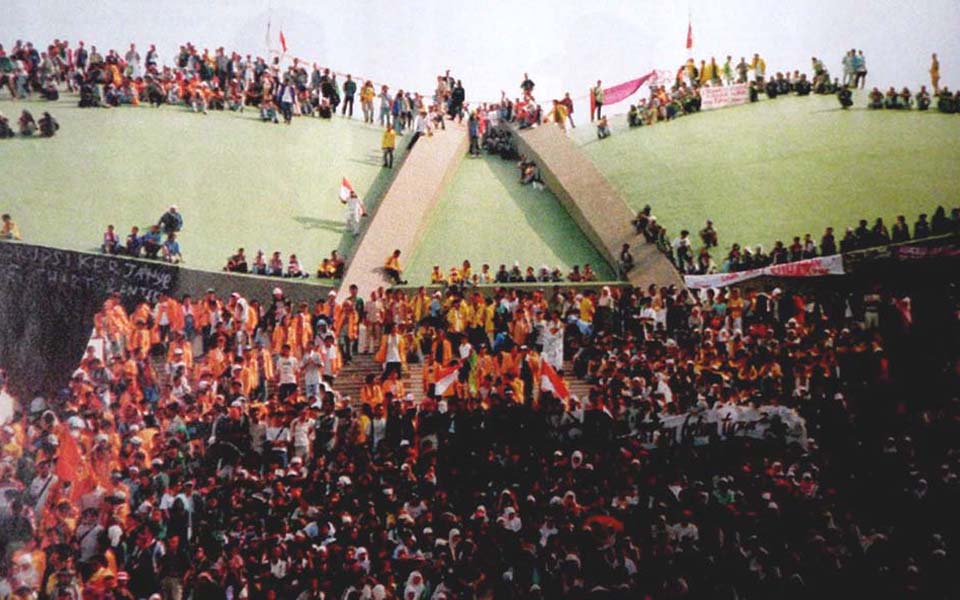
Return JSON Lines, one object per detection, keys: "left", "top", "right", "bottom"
{"left": 434, "top": 363, "right": 460, "bottom": 397}
{"left": 540, "top": 361, "right": 569, "bottom": 400}
{"left": 339, "top": 177, "right": 367, "bottom": 215}
{"left": 279, "top": 30, "right": 288, "bottom": 53}
{"left": 686, "top": 19, "right": 693, "bottom": 50}
{"left": 339, "top": 177, "right": 356, "bottom": 201}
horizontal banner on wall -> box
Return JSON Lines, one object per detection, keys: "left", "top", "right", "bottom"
{"left": 684, "top": 254, "right": 845, "bottom": 289}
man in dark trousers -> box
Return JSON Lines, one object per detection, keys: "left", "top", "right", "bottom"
{"left": 342, "top": 74, "right": 356, "bottom": 117}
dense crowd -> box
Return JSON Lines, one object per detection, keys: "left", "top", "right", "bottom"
{"left": 1, "top": 267, "right": 958, "bottom": 599}
{"left": 633, "top": 203, "right": 960, "bottom": 275}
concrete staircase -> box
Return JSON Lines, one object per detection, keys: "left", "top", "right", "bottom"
{"left": 562, "top": 359, "right": 593, "bottom": 401}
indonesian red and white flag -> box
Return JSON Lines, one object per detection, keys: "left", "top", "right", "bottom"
{"left": 434, "top": 363, "right": 460, "bottom": 396}
{"left": 686, "top": 20, "right": 693, "bottom": 50}
{"left": 279, "top": 30, "right": 288, "bottom": 53}
{"left": 540, "top": 361, "right": 569, "bottom": 400}
{"left": 339, "top": 177, "right": 356, "bottom": 201}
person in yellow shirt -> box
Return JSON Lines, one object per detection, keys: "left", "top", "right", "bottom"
{"left": 361, "top": 373, "right": 384, "bottom": 407}
{"left": 1, "top": 214, "right": 21, "bottom": 240}
{"left": 382, "top": 124, "right": 397, "bottom": 168}
{"left": 361, "top": 80, "right": 376, "bottom": 123}
{"left": 579, "top": 293, "right": 596, "bottom": 324}
{"left": 430, "top": 265, "right": 445, "bottom": 284}
{"left": 384, "top": 249, "right": 406, "bottom": 285}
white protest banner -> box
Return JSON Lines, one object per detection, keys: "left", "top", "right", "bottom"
{"left": 684, "top": 254, "right": 845, "bottom": 290}
{"left": 700, "top": 83, "right": 749, "bottom": 110}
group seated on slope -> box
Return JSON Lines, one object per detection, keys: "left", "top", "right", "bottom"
{"left": 223, "top": 247, "right": 346, "bottom": 280}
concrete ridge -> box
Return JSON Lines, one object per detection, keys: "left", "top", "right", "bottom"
{"left": 340, "top": 123, "right": 468, "bottom": 298}
{"left": 509, "top": 123, "right": 683, "bottom": 290}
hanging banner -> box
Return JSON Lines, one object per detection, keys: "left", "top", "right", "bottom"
{"left": 645, "top": 403, "right": 808, "bottom": 449}
{"left": 700, "top": 83, "right": 750, "bottom": 110}
{"left": 598, "top": 71, "right": 656, "bottom": 106}
{"left": 684, "top": 254, "right": 844, "bottom": 289}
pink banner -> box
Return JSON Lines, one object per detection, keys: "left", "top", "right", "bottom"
{"left": 684, "top": 254, "right": 845, "bottom": 289}
{"left": 602, "top": 71, "right": 655, "bottom": 105}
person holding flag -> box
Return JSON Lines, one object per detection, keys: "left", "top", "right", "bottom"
{"left": 339, "top": 177, "right": 365, "bottom": 236}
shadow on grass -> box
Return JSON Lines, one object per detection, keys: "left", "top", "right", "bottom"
{"left": 485, "top": 156, "right": 615, "bottom": 277}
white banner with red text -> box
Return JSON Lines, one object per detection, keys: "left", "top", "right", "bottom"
{"left": 700, "top": 83, "right": 749, "bottom": 110}
{"left": 684, "top": 254, "right": 845, "bottom": 289}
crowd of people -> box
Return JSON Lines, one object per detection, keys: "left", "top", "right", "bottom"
{"left": 633, "top": 203, "right": 960, "bottom": 275}
{"left": 224, "top": 248, "right": 347, "bottom": 281}
{"left": 1, "top": 261, "right": 958, "bottom": 599}
{"left": 427, "top": 262, "right": 602, "bottom": 287}
{"left": 101, "top": 207, "right": 184, "bottom": 265}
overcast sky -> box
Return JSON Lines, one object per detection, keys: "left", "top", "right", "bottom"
{"left": 4, "top": 0, "right": 958, "bottom": 111}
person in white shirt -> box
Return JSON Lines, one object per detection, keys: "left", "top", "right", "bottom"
{"left": 290, "top": 408, "right": 315, "bottom": 461}
{"left": 300, "top": 341, "right": 324, "bottom": 398}
{"left": 322, "top": 335, "right": 340, "bottom": 384}
{"left": 407, "top": 108, "right": 431, "bottom": 151}
{"left": 341, "top": 190, "right": 364, "bottom": 236}
{"left": 275, "top": 344, "right": 299, "bottom": 401}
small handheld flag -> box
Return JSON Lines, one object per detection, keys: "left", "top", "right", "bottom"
{"left": 340, "top": 177, "right": 367, "bottom": 216}
{"left": 686, "top": 20, "right": 693, "bottom": 50}
{"left": 339, "top": 177, "right": 355, "bottom": 201}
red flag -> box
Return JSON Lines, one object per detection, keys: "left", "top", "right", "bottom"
{"left": 540, "top": 361, "right": 569, "bottom": 400}
{"left": 279, "top": 30, "right": 288, "bottom": 53}
{"left": 686, "top": 20, "right": 693, "bottom": 50}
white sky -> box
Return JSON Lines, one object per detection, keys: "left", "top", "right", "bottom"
{"left": 4, "top": 0, "right": 958, "bottom": 114}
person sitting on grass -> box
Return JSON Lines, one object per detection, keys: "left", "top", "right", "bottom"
{"left": 0, "top": 111, "right": 14, "bottom": 138}
{"left": 224, "top": 248, "right": 248, "bottom": 273}
{"left": 764, "top": 77, "right": 778, "bottom": 99}
{"left": 884, "top": 86, "right": 901, "bottom": 109}
{"left": 384, "top": 249, "right": 407, "bottom": 285}
{"left": 936, "top": 87, "right": 955, "bottom": 113}
{"left": 18, "top": 110, "right": 37, "bottom": 136}
{"left": 430, "top": 265, "right": 444, "bottom": 285}
{"left": 916, "top": 86, "right": 931, "bottom": 111}
{"left": 329, "top": 250, "right": 346, "bottom": 278}
{"left": 142, "top": 225, "right": 163, "bottom": 259}
{"left": 596, "top": 115, "right": 611, "bottom": 140}
{"left": 267, "top": 251, "right": 284, "bottom": 276}
{"left": 627, "top": 104, "right": 642, "bottom": 127}
{"left": 868, "top": 87, "right": 884, "bottom": 109}
{"left": 899, "top": 87, "right": 913, "bottom": 109}
{"left": 125, "top": 225, "right": 142, "bottom": 256}
{"left": 161, "top": 233, "right": 182, "bottom": 264}
{"left": 582, "top": 264, "right": 598, "bottom": 282}
{"left": 1, "top": 214, "right": 21, "bottom": 240}
{"left": 317, "top": 258, "right": 334, "bottom": 279}
{"left": 286, "top": 254, "right": 308, "bottom": 278}
{"left": 795, "top": 74, "right": 812, "bottom": 96}
{"left": 251, "top": 250, "right": 267, "bottom": 275}
{"left": 260, "top": 98, "right": 279, "bottom": 123}
{"left": 102, "top": 224, "right": 120, "bottom": 254}
{"left": 838, "top": 85, "right": 854, "bottom": 109}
